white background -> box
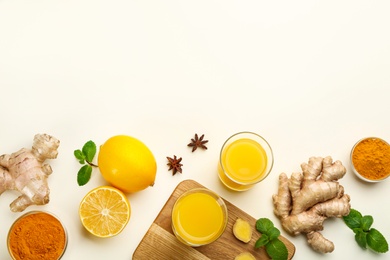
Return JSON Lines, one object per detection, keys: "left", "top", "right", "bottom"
{"left": 1, "top": 1, "right": 390, "bottom": 259}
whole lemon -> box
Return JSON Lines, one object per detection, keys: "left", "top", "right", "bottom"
{"left": 98, "top": 135, "right": 157, "bottom": 193}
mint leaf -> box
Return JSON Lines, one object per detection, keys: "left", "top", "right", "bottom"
{"left": 74, "top": 149, "right": 85, "bottom": 164}
{"left": 343, "top": 209, "right": 363, "bottom": 230}
{"left": 367, "top": 228, "right": 389, "bottom": 253}
{"left": 74, "top": 140, "right": 98, "bottom": 186}
{"left": 77, "top": 165, "right": 92, "bottom": 186}
{"left": 355, "top": 230, "right": 367, "bottom": 249}
{"left": 265, "top": 238, "right": 288, "bottom": 260}
{"left": 345, "top": 209, "right": 389, "bottom": 254}
{"left": 256, "top": 218, "right": 274, "bottom": 234}
{"left": 361, "top": 215, "right": 373, "bottom": 232}
{"left": 352, "top": 227, "right": 362, "bottom": 234}
{"left": 254, "top": 217, "right": 286, "bottom": 259}
{"left": 255, "top": 234, "right": 269, "bottom": 248}
{"left": 268, "top": 227, "right": 281, "bottom": 241}
{"left": 82, "top": 140, "right": 96, "bottom": 163}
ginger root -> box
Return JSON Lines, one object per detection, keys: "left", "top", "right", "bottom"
{"left": 233, "top": 218, "right": 252, "bottom": 243}
{"left": 272, "top": 156, "right": 351, "bottom": 253}
{"left": 0, "top": 134, "right": 60, "bottom": 212}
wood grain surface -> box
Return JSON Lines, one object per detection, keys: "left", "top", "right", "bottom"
{"left": 133, "top": 179, "right": 295, "bottom": 259}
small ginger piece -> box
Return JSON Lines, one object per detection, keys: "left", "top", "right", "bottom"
{"left": 233, "top": 218, "right": 252, "bottom": 243}
{"left": 0, "top": 134, "right": 60, "bottom": 212}
{"left": 273, "top": 156, "right": 351, "bottom": 253}
{"left": 234, "top": 252, "right": 256, "bottom": 260}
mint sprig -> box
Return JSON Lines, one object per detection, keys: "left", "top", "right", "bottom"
{"left": 343, "top": 208, "right": 388, "bottom": 253}
{"left": 255, "top": 218, "right": 288, "bottom": 260}
{"left": 74, "top": 140, "right": 98, "bottom": 186}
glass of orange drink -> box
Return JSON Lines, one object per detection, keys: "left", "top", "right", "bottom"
{"left": 171, "top": 188, "right": 228, "bottom": 247}
{"left": 218, "top": 132, "right": 274, "bottom": 191}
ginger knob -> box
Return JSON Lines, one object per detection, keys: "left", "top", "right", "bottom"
{"left": 233, "top": 218, "right": 252, "bottom": 243}
{"left": 0, "top": 134, "right": 60, "bottom": 212}
{"left": 234, "top": 252, "right": 256, "bottom": 260}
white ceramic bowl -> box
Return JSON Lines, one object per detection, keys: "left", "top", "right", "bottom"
{"left": 350, "top": 137, "right": 390, "bottom": 183}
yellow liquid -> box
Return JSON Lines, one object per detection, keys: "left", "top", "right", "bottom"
{"left": 172, "top": 192, "right": 226, "bottom": 246}
{"left": 219, "top": 138, "right": 267, "bottom": 191}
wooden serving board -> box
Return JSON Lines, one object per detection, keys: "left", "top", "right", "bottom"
{"left": 133, "top": 180, "right": 295, "bottom": 259}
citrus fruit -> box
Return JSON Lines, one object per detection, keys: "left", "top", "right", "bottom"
{"left": 79, "top": 186, "right": 131, "bottom": 238}
{"left": 98, "top": 135, "right": 157, "bottom": 193}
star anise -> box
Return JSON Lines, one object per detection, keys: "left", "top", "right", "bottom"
{"left": 167, "top": 155, "right": 183, "bottom": 175}
{"left": 187, "top": 134, "right": 208, "bottom": 152}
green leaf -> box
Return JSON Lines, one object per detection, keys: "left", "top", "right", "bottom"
{"left": 343, "top": 209, "right": 363, "bottom": 230}
{"left": 353, "top": 227, "right": 364, "bottom": 235}
{"left": 355, "top": 230, "right": 368, "bottom": 249}
{"left": 82, "top": 140, "right": 96, "bottom": 163}
{"left": 77, "top": 165, "right": 92, "bottom": 186}
{"left": 74, "top": 149, "right": 85, "bottom": 164}
{"left": 255, "top": 234, "right": 269, "bottom": 248}
{"left": 367, "top": 228, "right": 389, "bottom": 253}
{"left": 361, "top": 215, "right": 373, "bottom": 232}
{"left": 256, "top": 218, "right": 275, "bottom": 234}
{"left": 268, "top": 227, "right": 281, "bottom": 241}
{"left": 265, "top": 238, "right": 288, "bottom": 260}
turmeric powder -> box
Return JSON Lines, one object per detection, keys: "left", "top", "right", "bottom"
{"left": 352, "top": 137, "right": 390, "bottom": 180}
{"left": 8, "top": 211, "right": 67, "bottom": 260}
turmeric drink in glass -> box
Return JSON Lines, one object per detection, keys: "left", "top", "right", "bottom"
{"left": 171, "top": 188, "right": 228, "bottom": 247}
{"left": 218, "top": 132, "right": 273, "bottom": 191}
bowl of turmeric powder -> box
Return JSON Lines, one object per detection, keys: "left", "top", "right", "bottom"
{"left": 350, "top": 137, "right": 390, "bottom": 182}
{"left": 7, "top": 211, "right": 68, "bottom": 260}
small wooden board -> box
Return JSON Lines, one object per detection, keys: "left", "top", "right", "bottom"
{"left": 133, "top": 179, "right": 295, "bottom": 259}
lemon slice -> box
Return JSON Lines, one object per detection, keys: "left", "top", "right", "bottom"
{"left": 79, "top": 186, "right": 131, "bottom": 238}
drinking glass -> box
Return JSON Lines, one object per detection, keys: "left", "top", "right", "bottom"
{"left": 171, "top": 188, "right": 228, "bottom": 246}
{"left": 218, "top": 132, "right": 274, "bottom": 191}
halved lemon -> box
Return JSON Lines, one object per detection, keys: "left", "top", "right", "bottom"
{"left": 79, "top": 186, "right": 131, "bottom": 238}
